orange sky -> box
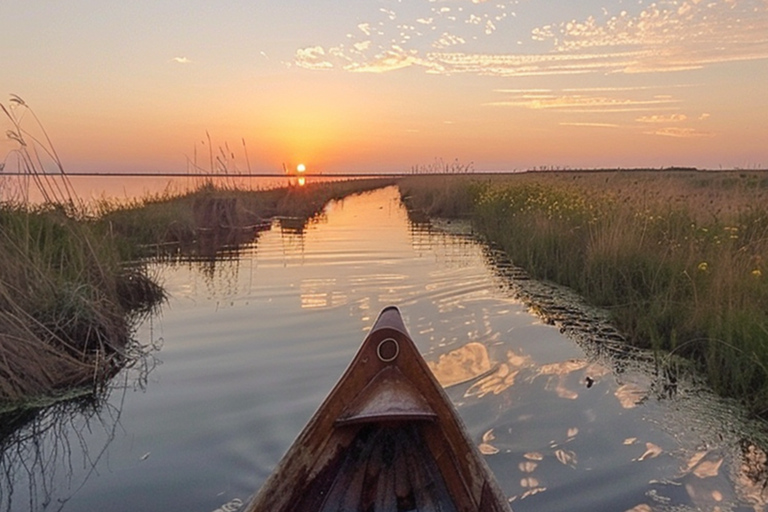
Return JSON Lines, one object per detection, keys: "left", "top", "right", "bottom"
{"left": 2, "top": 0, "right": 768, "bottom": 183}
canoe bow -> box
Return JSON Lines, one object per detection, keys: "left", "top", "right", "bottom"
{"left": 244, "top": 306, "right": 512, "bottom": 512}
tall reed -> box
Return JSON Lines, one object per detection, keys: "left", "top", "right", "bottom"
{"left": 1, "top": 96, "right": 164, "bottom": 408}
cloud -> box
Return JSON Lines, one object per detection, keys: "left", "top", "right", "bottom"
{"left": 292, "top": 0, "right": 768, "bottom": 78}
{"left": 379, "top": 8, "right": 397, "bottom": 21}
{"left": 433, "top": 32, "right": 466, "bottom": 49}
{"left": 560, "top": 122, "right": 620, "bottom": 128}
{"left": 636, "top": 114, "right": 688, "bottom": 123}
{"left": 646, "top": 127, "right": 715, "bottom": 138}
{"left": 295, "top": 46, "right": 334, "bottom": 70}
{"left": 358, "top": 23, "right": 372, "bottom": 36}
{"left": 487, "top": 87, "right": 682, "bottom": 113}
{"left": 344, "top": 47, "right": 422, "bottom": 73}
{"left": 536, "top": 0, "right": 768, "bottom": 72}
{"left": 353, "top": 40, "right": 372, "bottom": 52}
{"left": 424, "top": 49, "right": 660, "bottom": 76}
{"left": 172, "top": 57, "right": 192, "bottom": 64}
{"left": 487, "top": 94, "right": 679, "bottom": 111}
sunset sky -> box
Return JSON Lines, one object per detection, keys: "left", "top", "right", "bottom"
{"left": 2, "top": 0, "right": 767, "bottom": 176}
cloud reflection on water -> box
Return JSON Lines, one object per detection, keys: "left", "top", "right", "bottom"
{"left": 427, "top": 342, "right": 494, "bottom": 388}
{"left": 122, "top": 188, "right": 768, "bottom": 510}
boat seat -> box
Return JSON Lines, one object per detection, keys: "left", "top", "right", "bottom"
{"left": 335, "top": 366, "right": 438, "bottom": 426}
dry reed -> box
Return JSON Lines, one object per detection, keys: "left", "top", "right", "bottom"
{"left": 1, "top": 96, "right": 164, "bottom": 409}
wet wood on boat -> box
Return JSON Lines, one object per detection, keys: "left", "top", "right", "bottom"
{"left": 244, "top": 306, "right": 511, "bottom": 512}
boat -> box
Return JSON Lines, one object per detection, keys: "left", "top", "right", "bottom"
{"left": 244, "top": 306, "right": 512, "bottom": 512}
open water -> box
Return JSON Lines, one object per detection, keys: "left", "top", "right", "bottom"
{"left": 2, "top": 186, "right": 768, "bottom": 512}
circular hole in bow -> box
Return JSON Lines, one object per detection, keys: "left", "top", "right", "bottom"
{"left": 377, "top": 338, "right": 399, "bottom": 362}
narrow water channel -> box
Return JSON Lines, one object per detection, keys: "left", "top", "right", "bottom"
{"left": 2, "top": 186, "right": 767, "bottom": 512}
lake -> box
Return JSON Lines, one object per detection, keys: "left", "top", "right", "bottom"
{"left": 2, "top": 186, "right": 767, "bottom": 512}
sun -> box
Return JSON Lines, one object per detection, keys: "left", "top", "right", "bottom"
{"left": 296, "top": 163, "right": 306, "bottom": 173}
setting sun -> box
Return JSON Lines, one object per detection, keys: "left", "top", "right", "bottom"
{"left": 297, "top": 164, "right": 306, "bottom": 173}
{"left": 2, "top": 0, "right": 766, "bottom": 175}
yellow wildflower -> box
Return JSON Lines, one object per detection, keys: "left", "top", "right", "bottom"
{"left": 698, "top": 262, "right": 709, "bottom": 272}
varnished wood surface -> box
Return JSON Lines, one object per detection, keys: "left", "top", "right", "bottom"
{"left": 244, "top": 306, "right": 512, "bottom": 512}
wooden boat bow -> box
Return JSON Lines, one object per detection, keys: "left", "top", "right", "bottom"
{"left": 244, "top": 306, "right": 512, "bottom": 512}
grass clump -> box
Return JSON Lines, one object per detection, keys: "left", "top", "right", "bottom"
{"left": 0, "top": 204, "right": 165, "bottom": 407}
{"left": 399, "top": 171, "right": 768, "bottom": 416}
{"left": 1, "top": 96, "right": 164, "bottom": 409}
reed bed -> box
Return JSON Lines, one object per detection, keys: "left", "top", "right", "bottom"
{"left": 97, "top": 178, "right": 396, "bottom": 259}
{"left": 0, "top": 204, "right": 165, "bottom": 408}
{"left": 0, "top": 176, "right": 393, "bottom": 408}
{"left": 1, "top": 94, "right": 391, "bottom": 414}
{"left": 399, "top": 171, "right": 768, "bottom": 415}
{"left": 1, "top": 96, "right": 164, "bottom": 410}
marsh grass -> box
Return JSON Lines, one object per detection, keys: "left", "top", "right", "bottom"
{"left": 97, "top": 178, "right": 396, "bottom": 259}
{"left": 399, "top": 171, "right": 768, "bottom": 415}
{"left": 0, "top": 95, "right": 388, "bottom": 412}
{"left": 1, "top": 95, "right": 81, "bottom": 209}
{"left": 1, "top": 96, "right": 164, "bottom": 409}
{"left": 0, "top": 204, "right": 165, "bottom": 406}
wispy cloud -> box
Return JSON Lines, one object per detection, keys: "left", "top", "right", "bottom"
{"left": 560, "top": 122, "right": 620, "bottom": 128}
{"left": 292, "top": 0, "right": 768, "bottom": 77}
{"left": 534, "top": 0, "right": 768, "bottom": 73}
{"left": 486, "top": 87, "right": 681, "bottom": 113}
{"left": 491, "top": 85, "right": 717, "bottom": 135}
{"left": 295, "top": 46, "right": 335, "bottom": 70}
{"left": 342, "top": 46, "right": 421, "bottom": 73}
{"left": 646, "top": 127, "right": 715, "bottom": 138}
{"left": 172, "top": 57, "right": 192, "bottom": 64}
{"left": 636, "top": 114, "right": 688, "bottom": 123}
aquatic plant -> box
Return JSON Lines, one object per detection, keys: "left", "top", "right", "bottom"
{"left": 398, "top": 171, "right": 768, "bottom": 416}
{"left": 0, "top": 96, "right": 165, "bottom": 408}
{"left": 0, "top": 204, "right": 165, "bottom": 405}
{"left": 98, "top": 178, "right": 396, "bottom": 260}
{"left": 0, "top": 95, "right": 80, "bottom": 209}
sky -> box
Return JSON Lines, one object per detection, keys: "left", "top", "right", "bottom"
{"left": 2, "top": 0, "right": 767, "bottom": 177}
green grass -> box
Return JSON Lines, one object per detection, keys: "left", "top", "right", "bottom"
{"left": 399, "top": 171, "right": 768, "bottom": 416}
{"left": 1, "top": 96, "right": 164, "bottom": 409}
{"left": 96, "top": 178, "right": 396, "bottom": 259}
{"left": 0, "top": 204, "right": 165, "bottom": 406}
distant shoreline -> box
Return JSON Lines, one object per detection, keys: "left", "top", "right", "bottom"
{"left": 2, "top": 167, "right": 767, "bottom": 177}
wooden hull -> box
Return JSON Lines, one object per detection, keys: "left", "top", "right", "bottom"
{"left": 244, "top": 306, "right": 512, "bottom": 512}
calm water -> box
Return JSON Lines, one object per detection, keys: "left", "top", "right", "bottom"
{"left": 3, "top": 187, "right": 768, "bottom": 512}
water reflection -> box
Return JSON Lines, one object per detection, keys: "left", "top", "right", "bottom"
{"left": 427, "top": 342, "right": 494, "bottom": 388}
{"left": 149, "top": 215, "right": 325, "bottom": 305}
{"left": 465, "top": 350, "right": 531, "bottom": 398}
{"left": 0, "top": 343, "right": 159, "bottom": 512}
{"left": 1, "top": 397, "right": 116, "bottom": 512}
{"left": 411, "top": 211, "right": 768, "bottom": 512}
{"left": 7, "top": 187, "right": 768, "bottom": 511}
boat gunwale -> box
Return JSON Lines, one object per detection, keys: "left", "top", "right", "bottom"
{"left": 243, "top": 306, "right": 512, "bottom": 512}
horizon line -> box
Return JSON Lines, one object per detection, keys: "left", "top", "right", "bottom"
{"left": 1, "top": 167, "right": 765, "bottom": 177}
